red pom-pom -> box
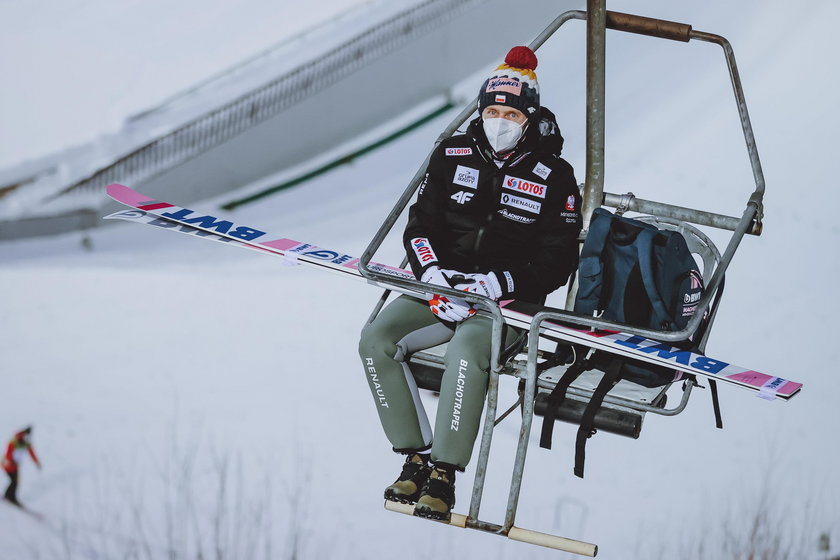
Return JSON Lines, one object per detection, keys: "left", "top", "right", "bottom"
{"left": 504, "top": 46, "right": 538, "bottom": 70}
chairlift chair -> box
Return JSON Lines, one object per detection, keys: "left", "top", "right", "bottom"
{"left": 358, "top": 4, "right": 765, "bottom": 556}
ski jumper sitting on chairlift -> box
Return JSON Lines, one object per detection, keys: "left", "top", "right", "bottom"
{"left": 358, "top": 46, "right": 582, "bottom": 521}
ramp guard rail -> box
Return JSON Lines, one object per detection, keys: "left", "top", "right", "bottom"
{"left": 48, "top": 0, "right": 487, "bottom": 203}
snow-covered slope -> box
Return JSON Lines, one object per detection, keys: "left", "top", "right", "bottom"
{"left": 1, "top": 0, "right": 838, "bottom": 558}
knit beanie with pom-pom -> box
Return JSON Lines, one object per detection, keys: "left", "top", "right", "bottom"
{"left": 477, "top": 46, "right": 540, "bottom": 121}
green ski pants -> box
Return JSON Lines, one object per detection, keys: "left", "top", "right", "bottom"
{"left": 358, "top": 295, "right": 518, "bottom": 469}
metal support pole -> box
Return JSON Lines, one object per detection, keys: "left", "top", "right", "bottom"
{"left": 468, "top": 303, "right": 508, "bottom": 522}
{"left": 503, "top": 314, "right": 543, "bottom": 531}
{"left": 581, "top": 0, "right": 607, "bottom": 232}
{"left": 603, "top": 191, "right": 762, "bottom": 234}
{"left": 691, "top": 30, "right": 766, "bottom": 222}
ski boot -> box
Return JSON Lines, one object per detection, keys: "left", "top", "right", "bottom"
{"left": 384, "top": 452, "right": 431, "bottom": 504}
{"left": 413, "top": 463, "right": 456, "bottom": 521}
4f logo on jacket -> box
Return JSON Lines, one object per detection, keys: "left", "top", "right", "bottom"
{"left": 451, "top": 191, "right": 474, "bottom": 204}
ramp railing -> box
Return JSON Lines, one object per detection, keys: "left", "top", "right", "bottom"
{"left": 47, "top": 0, "right": 486, "bottom": 203}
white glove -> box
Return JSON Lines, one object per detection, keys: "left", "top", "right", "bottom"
{"left": 451, "top": 272, "right": 504, "bottom": 301}
{"left": 420, "top": 265, "right": 466, "bottom": 297}
{"left": 420, "top": 266, "right": 475, "bottom": 323}
{"left": 429, "top": 295, "right": 475, "bottom": 323}
{"left": 421, "top": 266, "right": 454, "bottom": 290}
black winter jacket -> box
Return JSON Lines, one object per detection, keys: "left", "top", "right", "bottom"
{"left": 404, "top": 108, "right": 582, "bottom": 303}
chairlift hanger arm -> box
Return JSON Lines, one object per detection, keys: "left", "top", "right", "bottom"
{"left": 603, "top": 191, "right": 763, "bottom": 235}
{"left": 532, "top": 10, "right": 766, "bottom": 232}
{"left": 604, "top": 11, "right": 692, "bottom": 42}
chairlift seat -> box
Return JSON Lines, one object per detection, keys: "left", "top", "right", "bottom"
{"left": 529, "top": 359, "right": 678, "bottom": 439}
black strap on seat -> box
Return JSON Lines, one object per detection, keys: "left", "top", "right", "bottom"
{"left": 500, "top": 328, "right": 528, "bottom": 365}
{"left": 687, "top": 275, "right": 726, "bottom": 430}
{"left": 709, "top": 379, "right": 723, "bottom": 429}
{"left": 574, "top": 357, "right": 624, "bottom": 478}
{"left": 539, "top": 355, "right": 590, "bottom": 450}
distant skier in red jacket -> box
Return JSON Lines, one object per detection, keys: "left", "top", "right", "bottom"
{"left": 3, "top": 426, "right": 41, "bottom": 506}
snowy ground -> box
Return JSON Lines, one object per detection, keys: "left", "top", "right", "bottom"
{"left": 1, "top": 1, "right": 839, "bottom": 559}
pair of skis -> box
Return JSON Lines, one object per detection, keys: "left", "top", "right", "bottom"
{"left": 104, "top": 183, "right": 802, "bottom": 401}
{"left": 2, "top": 497, "right": 45, "bottom": 521}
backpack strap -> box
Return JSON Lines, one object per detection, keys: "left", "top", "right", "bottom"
{"left": 709, "top": 379, "right": 724, "bottom": 429}
{"left": 539, "top": 354, "right": 590, "bottom": 450}
{"left": 635, "top": 228, "right": 672, "bottom": 328}
{"left": 574, "top": 208, "right": 615, "bottom": 317}
{"left": 574, "top": 357, "right": 623, "bottom": 478}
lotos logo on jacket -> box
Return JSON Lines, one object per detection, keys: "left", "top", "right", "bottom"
{"left": 503, "top": 175, "right": 547, "bottom": 199}
{"left": 445, "top": 147, "right": 473, "bottom": 156}
{"left": 411, "top": 237, "right": 438, "bottom": 264}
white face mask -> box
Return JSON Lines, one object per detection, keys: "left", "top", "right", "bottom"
{"left": 482, "top": 117, "right": 526, "bottom": 153}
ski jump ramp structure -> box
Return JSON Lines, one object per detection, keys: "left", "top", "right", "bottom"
{"left": 0, "top": 0, "right": 575, "bottom": 241}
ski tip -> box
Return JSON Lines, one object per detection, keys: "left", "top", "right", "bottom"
{"left": 106, "top": 183, "right": 133, "bottom": 201}
{"left": 106, "top": 183, "right": 151, "bottom": 207}
{"left": 105, "top": 183, "right": 130, "bottom": 195}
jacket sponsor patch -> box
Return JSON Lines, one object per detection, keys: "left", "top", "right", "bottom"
{"left": 501, "top": 193, "right": 541, "bottom": 214}
{"left": 451, "top": 191, "right": 474, "bottom": 204}
{"left": 486, "top": 78, "right": 523, "bottom": 96}
{"left": 502, "top": 271, "right": 515, "bottom": 293}
{"left": 445, "top": 147, "right": 473, "bottom": 156}
{"left": 565, "top": 195, "right": 576, "bottom": 211}
{"left": 453, "top": 165, "right": 479, "bottom": 188}
{"left": 502, "top": 175, "right": 547, "bottom": 199}
{"left": 560, "top": 211, "right": 578, "bottom": 219}
{"left": 410, "top": 237, "right": 438, "bottom": 264}
{"left": 418, "top": 173, "right": 429, "bottom": 195}
{"left": 497, "top": 209, "right": 536, "bottom": 224}
{"left": 532, "top": 162, "right": 551, "bottom": 180}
